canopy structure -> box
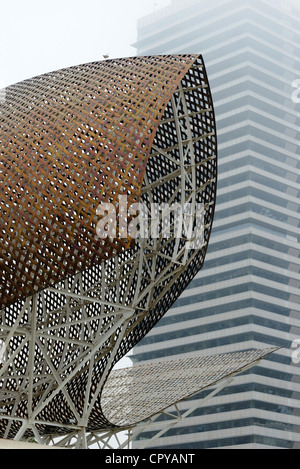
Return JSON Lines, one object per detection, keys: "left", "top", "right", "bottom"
{"left": 0, "top": 53, "right": 237, "bottom": 447}
{"left": 0, "top": 54, "right": 216, "bottom": 310}
{"left": 102, "top": 348, "right": 279, "bottom": 429}
{"left": 48, "top": 347, "right": 279, "bottom": 449}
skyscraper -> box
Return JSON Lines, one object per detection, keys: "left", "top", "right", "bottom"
{"left": 131, "top": 0, "right": 300, "bottom": 449}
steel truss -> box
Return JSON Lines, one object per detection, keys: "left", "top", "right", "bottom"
{"left": 46, "top": 350, "right": 273, "bottom": 450}
{"left": 41, "top": 349, "right": 270, "bottom": 450}
{"left": 42, "top": 377, "right": 234, "bottom": 449}
{"left": 54, "top": 378, "right": 236, "bottom": 449}
{"left": 0, "top": 57, "right": 218, "bottom": 446}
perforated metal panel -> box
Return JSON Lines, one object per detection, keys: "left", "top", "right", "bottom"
{"left": 102, "top": 348, "right": 279, "bottom": 428}
{"left": 0, "top": 55, "right": 201, "bottom": 308}
{"left": 0, "top": 55, "right": 217, "bottom": 439}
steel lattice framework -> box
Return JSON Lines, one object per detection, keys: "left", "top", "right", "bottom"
{"left": 0, "top": 54, "right": 218, "bottom": 443}
{"left": 48, "top": 348, "right": 279, "bottom": 449}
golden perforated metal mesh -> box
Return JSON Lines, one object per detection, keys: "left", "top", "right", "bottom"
{"left": 0, "top": 55, "right": 198, "bottom": 309}
{"left": 0, "top": 55, "right": 218, "bottom": 439}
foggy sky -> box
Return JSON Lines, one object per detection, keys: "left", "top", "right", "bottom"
{"left": 0, "top": 0, "right": 171, "bottom": 87}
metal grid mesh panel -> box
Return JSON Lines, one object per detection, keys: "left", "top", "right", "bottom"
{"left": 102, "top": 348, "right": 279, "bottom": 428}
{"left": 0, "top": 55, "right": 217, "bottom": 439}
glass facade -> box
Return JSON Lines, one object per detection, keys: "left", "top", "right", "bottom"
{"left": 131, "top": 0, "right": 300, "bottom": 449}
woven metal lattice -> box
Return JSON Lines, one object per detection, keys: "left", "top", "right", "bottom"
{"left": 0, "top": 55, "right": 217, "bottom": 439}
{"left": 0, "top": 55, "right": 200, "bottom": 308}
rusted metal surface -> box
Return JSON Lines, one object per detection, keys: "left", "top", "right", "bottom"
{"left": 0, "top": 55, "right": 218, "bottom": 439}
{"left": 0, "top": 55, "right": 198, "bottom": 309}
